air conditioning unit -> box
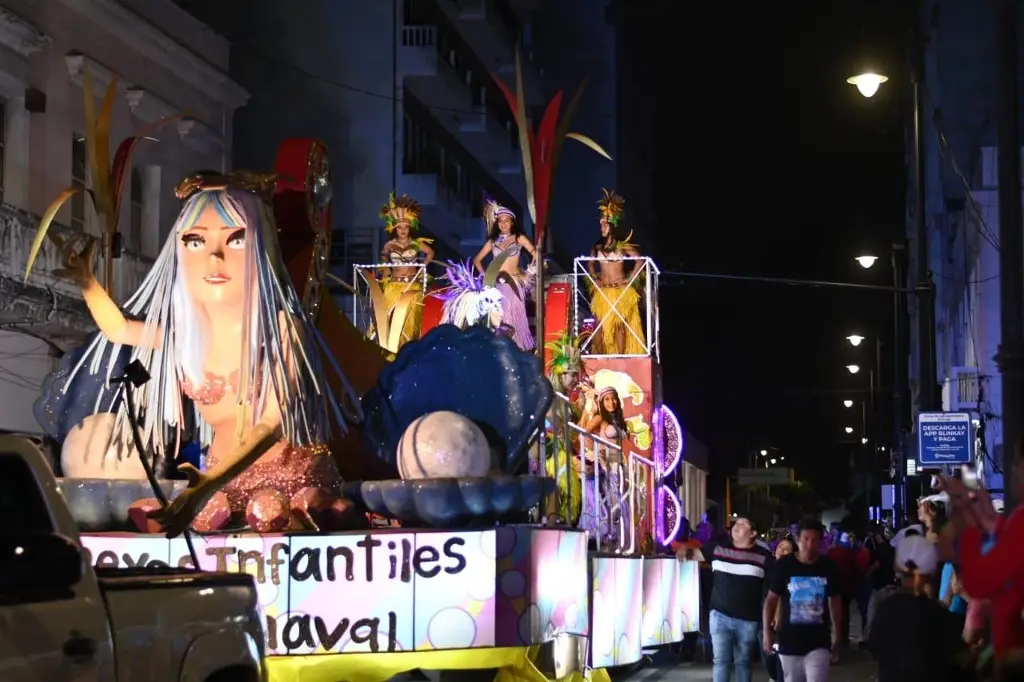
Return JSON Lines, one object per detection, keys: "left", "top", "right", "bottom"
{"left": 942, "top": 366, "right": 981, "bottom": 411}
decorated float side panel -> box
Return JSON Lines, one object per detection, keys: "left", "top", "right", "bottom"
{"left": 80, "top": 527, "right": 588, "bottom": 656}
{"left": 589, "top": 555, "right": 643, "bottom": 668}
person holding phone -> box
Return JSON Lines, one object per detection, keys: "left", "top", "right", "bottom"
{"left": 939, "top": 450, "right": 1024, "bottom": 660}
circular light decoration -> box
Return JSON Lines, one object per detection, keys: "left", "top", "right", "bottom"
{"left": 654, "top": 405, "right": 686, "bottom": 546}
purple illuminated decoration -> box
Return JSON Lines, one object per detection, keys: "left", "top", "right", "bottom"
{"left": 654, "top": 405, "right": 685, "bottom": 545}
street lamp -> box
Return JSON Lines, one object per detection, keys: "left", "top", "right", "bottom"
{"left": 855, "top": 255, "right": 878, "bottom": 269}
{"left": 843, "top": 399, "right": 854, "bottom": 408}
{"left": 847, "top": 72, "right": 889, "bottom": 98}
{"left": 845, "top": 426, "right": 855, "bottom": 434}
{"left": 847, "top": 334, "right": 865, "bottom": 347}
{"left": 862, "top": 437, "right": 869, "bottom": 445}
{"left": 847, "top": 364, "right": 861, "bottom": 374}
{"left": 770, "top": 458, "right": 777, "bottom": 465}
{"left": 760, "top": 449, "right": 768, "bottom": 456}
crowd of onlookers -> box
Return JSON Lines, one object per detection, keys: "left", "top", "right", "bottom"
{"left": 677, "top": 448, "right": 1024, "bottom": 682}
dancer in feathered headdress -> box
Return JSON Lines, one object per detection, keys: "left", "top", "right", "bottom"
{"left": 374, "top": 193, "right": 434, "bottom": 350}
{"left": 437, "top": 260, "right": 508, "bottom": 333}
{"left": 471, "top": 197, "right": 537, "bottom": 351}
{"left": 588, "top": 189, "right": 646, "bottom": 355}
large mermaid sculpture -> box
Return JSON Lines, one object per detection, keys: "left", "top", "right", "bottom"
{"left": 472, "top": 198, "right": 537, "bottom": 351}
{"left": 376, "top": 193, "right": 433, "bottom": 350}
{"left": 32, "top": 171, "right": 360, "bottom": 535}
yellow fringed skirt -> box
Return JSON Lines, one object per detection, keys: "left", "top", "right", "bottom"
{"left": 545, "top": 440, "right": 582, "bottom": 525}
{"left": 381, "top": 279, "right": 424, "bottom": 348}
{"left": 590, "top": 283, "right": 646, "bottom": 355}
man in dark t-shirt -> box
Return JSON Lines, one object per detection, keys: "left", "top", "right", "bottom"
{"left": 692, "top": 515, "right": 774, "bottom": 682}
{"left": 764, "top": 517, "right": 841, "bottom": 682}
{"left": 868, "top": 564, "right": 971, "bottom": 682}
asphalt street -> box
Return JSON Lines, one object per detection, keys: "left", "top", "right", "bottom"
{"left": 618, "top": 651, "right": 877, "bottom": 681}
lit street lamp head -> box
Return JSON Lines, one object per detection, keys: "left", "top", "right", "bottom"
{"left": 847, "top": 72, "right": 889, "bottom": 98}
{"left": 861, "top": 438, "right": 869, "bottom": 444}
{"left": 843, "top": 399, "right": 854, "bottom": 408}
{"left": 846, "top": 334, "right": 865, "bottom": 347}
{"left": 845, "top": 426, "right": 854, "bottom": 434}
{"left": 760, "top": 449, "right": 768, "bottom": 456}
{"left": 846, "top": 364, "right": 861, "bottom": 374}
{"left": 855, "top": 255, "right": 878, "bottom": 269}
{"left": 770, "top": 458, "right": 777, "bottom": 464}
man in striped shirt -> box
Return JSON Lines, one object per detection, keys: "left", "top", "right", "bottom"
{"left": 693, "top": 515, "right": 775, "bottom": 682}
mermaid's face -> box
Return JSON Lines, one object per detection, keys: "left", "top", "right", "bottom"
{"left": 179, "top": 200, "right": 247, "bottom": 307}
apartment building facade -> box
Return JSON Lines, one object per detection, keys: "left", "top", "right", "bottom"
{"left": 0, "top": 0, "right": 247, "bottom": 434}
{"left": 174, "top": 0, "right": 643, "bottom": 288}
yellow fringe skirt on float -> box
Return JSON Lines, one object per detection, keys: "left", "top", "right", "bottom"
{"left": 589, "top": 283, "right": 646, "bottom": 355}
{"left": 380, "top": 279, "right": 424, "bottom": 348}
{"left": 544, "top": 438, "right": 582, "bottom": 525}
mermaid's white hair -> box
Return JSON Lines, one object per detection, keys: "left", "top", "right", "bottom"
{"left": 66, "top": 188, "right": 360, "bottom": 463}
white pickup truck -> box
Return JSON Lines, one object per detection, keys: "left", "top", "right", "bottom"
{"left": 0, "top": 435, "right": 267, "bottom": 682}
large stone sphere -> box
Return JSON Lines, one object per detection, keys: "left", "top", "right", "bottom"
{"left": 397, "top": 411, "right": 491, "bottom": 480}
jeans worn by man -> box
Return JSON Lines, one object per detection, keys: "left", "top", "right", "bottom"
{"left": 692, "top": 517, "right": 774, "bottom": 682}
{"left": 711, "top": 611, "right": 760, "bottom": 682}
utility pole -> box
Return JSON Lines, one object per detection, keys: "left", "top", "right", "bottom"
{"left": 995, "top": 0, "right": 1021, "bottom": 511}
{"left": 911, "top": 22, "right": 939, "bottom": 418}
{"left": 892, "top": 243, "right": 910, "bottom": 524}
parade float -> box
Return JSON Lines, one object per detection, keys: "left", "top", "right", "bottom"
{"left": 27, "top": 64, "right": 699, "bottom": 682}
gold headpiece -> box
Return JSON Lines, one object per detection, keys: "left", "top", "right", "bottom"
{"left": 175, "top": 170, "right": 280, "bottom": 203}
{"left": 380, "top": 193, "right": 421, "bottom": 232}
{"left": 597, "top": 189, "right": 625, "bottom": 225}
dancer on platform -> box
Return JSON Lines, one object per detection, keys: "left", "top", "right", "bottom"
{"left": 577, "top": 386, "right": 629, "bottom": 549}
{"left": 377, "top": 193, "right": 434, "bottom": 350}
{"left": 543, "top": 332, "right": 590, "bottom": 525}
{"left": 472, "top": 198, "right": 537, "bottom": 351}
{"left": 587, "top": 189, "right": 646, "bottom": 355}
{"left": 34, "top": 171, "right": 360, "bottom": 535}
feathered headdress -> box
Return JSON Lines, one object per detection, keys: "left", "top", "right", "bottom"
{"left": 437, "top": 260, "right": 485, "bottom": 301}
{"left": 545, "top": 331, "right": 587, "bottom": 377}
{"left": 380, "top": 193, "right": 421, "bottom": 232}
{"left": 598, "top": 189, "right": 625, "bottom": 225}
{"left": 483, "top": 196, "right": 516, "bottom": 231}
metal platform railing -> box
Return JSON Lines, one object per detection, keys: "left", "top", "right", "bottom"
{"left": 539, "top": 391, "right": 654, "bottom": 554}
{"left": 572, "top": 256, "right": 660, "bottom": 360}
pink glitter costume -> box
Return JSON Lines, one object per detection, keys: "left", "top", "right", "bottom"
{"left": 182, "top": 371, "right": 348, "bottom": 533}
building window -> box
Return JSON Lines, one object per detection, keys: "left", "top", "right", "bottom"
{"left": 0, "top": 97, "right": 6, "bottom": 203}
{"left": 71, "top": 134, "right": 86, "bottom": 232}
{"left": 129, "top": 167, "right": 143, "bottom": 251}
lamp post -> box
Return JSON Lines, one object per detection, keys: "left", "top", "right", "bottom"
{"left": 854, "top": 246, "right": 911, "bottom": 523}
{"left": 849, "top": 40, "right": 936, "bottom": 527}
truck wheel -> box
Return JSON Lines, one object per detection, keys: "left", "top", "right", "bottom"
{"left": 205, "top": 666, "right": 259, "bottom": 682}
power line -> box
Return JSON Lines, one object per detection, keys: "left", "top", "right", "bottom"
{"left": 658, "top": 270, "right": 916, "bottom": 294}
{"left": 232, "top": 37, "right": 617, "bottom": 119}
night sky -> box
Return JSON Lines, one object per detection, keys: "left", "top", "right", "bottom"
{"left": 652, "top": 2, "right": 911, "bottom": 501}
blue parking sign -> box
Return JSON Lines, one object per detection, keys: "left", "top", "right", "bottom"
{"left": 917, "top": 411, "right": 973, "bottom": 465}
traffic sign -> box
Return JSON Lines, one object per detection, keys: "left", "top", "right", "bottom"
{"left": 737, "top": 467, "right": 792, "bottom": 486}
{"left": 917, "top": 411, "right": 973, "bottom": 465}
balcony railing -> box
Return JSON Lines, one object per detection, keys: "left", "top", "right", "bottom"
{"left": 572, "top": 256, "right": 660, "bottom": 360}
